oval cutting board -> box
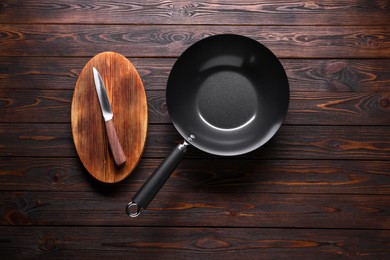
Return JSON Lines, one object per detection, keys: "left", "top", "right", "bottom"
{"left": 71, "top": 52, "right": 148, "bottom": 183}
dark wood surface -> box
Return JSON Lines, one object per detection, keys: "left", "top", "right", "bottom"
{"left": 0, "top": 1, "right": 389, "bottom": 259}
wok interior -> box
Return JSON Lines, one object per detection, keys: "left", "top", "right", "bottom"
{"left": 167, "top": 35, "right": 289, "bottom": 156}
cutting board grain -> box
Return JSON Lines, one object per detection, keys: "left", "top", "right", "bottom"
{"left": 71, "top": 52, "right": 147, "bottom": 183}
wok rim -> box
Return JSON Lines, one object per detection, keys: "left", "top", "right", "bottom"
{"left": 166, "top": 34, "right": 290, "bottom": 156}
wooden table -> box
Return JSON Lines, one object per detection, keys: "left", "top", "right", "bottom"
{"left": 1, "top": 1, "right": 390, "bottom": 258}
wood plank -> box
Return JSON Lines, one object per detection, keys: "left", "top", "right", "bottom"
{"left": 0, "top": 90, "right": 72, "bottom": 123}
{"left": 284, "top": 59, "right": 390, "bottom": 92}
{"left": 1, "top": 0, "right": 389, "bottom": 26}
{"left": 2, "top": 57, "right": 389, "bottom": 92}
{"left": 0, "top": 25, "right": 389, "bottom": 58}
{"left": 0, "top": 158, "right": 389, "bottom": 195}
{"left": 0, "top": 124, "right": 73, "bottom": 157}
{"left": 287, "top": 92, "right": 390, "bottom": 126}
{"left": 2, "top": 89, "right": 390, "bottom": 125}
{"left": 1, "top": 191, "right": 389, "bottom": 228}
{"left": 1, "top": 124, "right": 389, "bottom": 159}
{"left": 1, "top": 227, "right": 389, "bottom": 259}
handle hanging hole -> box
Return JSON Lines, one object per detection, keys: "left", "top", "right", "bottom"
{"left": 126, "top": 202, "right": 141, "bottom": 217}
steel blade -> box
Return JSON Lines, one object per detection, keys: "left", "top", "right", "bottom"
{"left": 93, "top": 67, "right": 113, "bottom": 121}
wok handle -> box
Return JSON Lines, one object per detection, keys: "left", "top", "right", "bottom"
{"left": 126, "top": 141, "right": 189, "bottom": 217}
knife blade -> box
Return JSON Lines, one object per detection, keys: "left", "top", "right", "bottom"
{"left": 93, "top": 67, "right": 127, "bottom": 166}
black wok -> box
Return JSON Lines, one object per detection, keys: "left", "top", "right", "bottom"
{"left": 126, "top": 34, "right": 289, "bottom": 217}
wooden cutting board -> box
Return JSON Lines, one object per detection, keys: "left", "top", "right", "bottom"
{"left": 71, "top": 52, "right": 148, "bottom": 183}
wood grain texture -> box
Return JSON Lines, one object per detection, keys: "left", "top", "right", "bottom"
{"left": 1, "top": 0, "right": 389, "bottom": 25}
{"left": 0, "top": 25, "right": 389, "bottom": 58}
{"left": 1, "top": 1, "right": 389, "bottom": 258}
{"left": 1, "top": 191, "right": 389, "bottom": 228}
{"left": 2, "top": 124, "right": 389, "bottom": 159}
{"left": 71, "top": 52, "right": 147, "bottom": 183}
{"left": 1, "top": 227, "right": 389, "bottom": 259}
{"left": 2, "top": 58, "right": 389, "bottom": 92}
{"left": 1, "top": 90, "right": 390, "bottom": 125}
{"left": 287, "top": 91, "right": 390, "bottom": 125}
{"left": 0, "top": 158, "right": 389, "bottom": 195}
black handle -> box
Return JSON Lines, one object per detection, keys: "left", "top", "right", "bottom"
{"left": 126, "top": 141, "right": 189, "bottom": 217}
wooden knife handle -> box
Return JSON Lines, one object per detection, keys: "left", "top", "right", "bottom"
{"left": 105, "top": 119, "right": 127, "bottom": 166}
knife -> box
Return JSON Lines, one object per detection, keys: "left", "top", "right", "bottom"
{"left": 93, "top": 67, "right": 127, "bottom": 166}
